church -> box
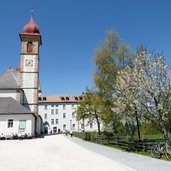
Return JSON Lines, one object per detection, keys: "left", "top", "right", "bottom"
{"left": 0, "top": 16, "right": 42, "bottom": 137}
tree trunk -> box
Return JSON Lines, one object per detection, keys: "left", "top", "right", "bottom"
{"left": 134, "top": 105, "right": 141, "bottom": 141}
{"left": 135, "top": 114, "right": 141, "bottom": 141}
{"left": 95, "top": 111, "right": 101, "bottom": 135}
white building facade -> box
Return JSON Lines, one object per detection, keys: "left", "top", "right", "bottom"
{"left": 38, "top": 95, "right": 99, "bottom": 134}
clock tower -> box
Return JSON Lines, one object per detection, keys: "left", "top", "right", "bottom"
{"left": 19, "top": 16, "right": 42, "bottom": 117}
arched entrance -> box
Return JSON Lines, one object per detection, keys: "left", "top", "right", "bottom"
{"left": 43, "top": 121, "right": 50, "bottom": 134}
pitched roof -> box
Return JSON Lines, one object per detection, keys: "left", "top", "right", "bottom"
{"left": 0, "top": 68, "right": 20, "bottom": 89}
{"left": 0, "top": 97, "right": 33, "bottom": 114}
{"left": 39, "top": 95, "right": 83, "bottom": 103}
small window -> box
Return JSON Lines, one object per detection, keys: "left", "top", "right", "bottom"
{"left": 51, "top": 109, "right": 54, "bottom": 115}
{"left": 55, "top": 109, "right": 58, "bottom": 115}
{"left": 44, "top": 113, "right": 47, "bottom": 119}
{"left": 63, "top": 104, "right": 66, "bottom": 110}
{"left": 72, "top": 112, "right": 75, "bottom": 118}
{"left": 81, "top": 124, "right": 84, "bottom": 129}
{"left": 55, "top": 104, "right": 58, "bottom": 107}
{"left": 51, "top": 104, "right": 54, "bottom": 107}
{"left": 61, "top": 97, "right": 65, "bottom": 100}
{"left": 44, "top": 105, "right": 47, "bottom": 110}
{"left": 51, "top": 119, "right": 54, "bottom": 125}
{"left": 38, "top": 97, "right": 41, "bottom": 101}
{"left": 90, "top": 123, "right": 93, "bottom": 129}
{"left": 66, "top": 97, "right": 70, "bottom": 100}
{"left": 72, "top": 104, "right": 75, "bottom": 109}
{"left": 19, "top": 120, "right": 26, "bottom": 129}
{"left": 8, "top": 119, "right": 13, "bottom": 128}
{"left": 63, "top": 124, "right": 66, "bottom": 130}
{"left": 79, "top": 96, "right": 83, "bottom": 100}
{"left": 72, "top": 124, "right": 75, "bottom": 130}
{"left": 63, "top": 113, "right": 66, "bottom": 118}
{"left": 56, "top": 119, "right": 58, "bottom": 125}
{"left": 43, "top": 97, "right": 47, "bottom": 101}
{"left": 75, "top": 97, "right": 78, "bottom": 100}
{"left": 27, "top": 41, "right": 33, "bottom": 53}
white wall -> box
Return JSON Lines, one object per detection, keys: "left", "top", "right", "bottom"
{"left": 0, "top": 114, "right": 35, "bottom": 136}
{"left": 38, "top": 102, "right": 100, "bottom": 133}
{"left": 0, "top": 90, "right": 17, "bottom": 100}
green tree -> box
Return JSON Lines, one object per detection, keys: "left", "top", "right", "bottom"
{"left": 94, "top": 30, "right": 134, "bottom": 133}
{"left": 76, "top": 89, "right": 102, "bottom": 135}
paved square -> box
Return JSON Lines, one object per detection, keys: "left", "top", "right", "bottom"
{"left": 0, "top": 135, "right": 134, "bottom": 171}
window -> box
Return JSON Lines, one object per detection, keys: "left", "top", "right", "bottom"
{"left": 72, "top": 112, "right": 75, "bottom": 118}
{"left": 38, "top": 97, "right": 41, "bottom": 101}
{"left": 75, "top": 97, "right": 78, "bottom": 100}
{"left": 56, "top": 119, "right": 58, "bottom": 125}
{"left": 51, "top": 119, "right": 54, "bottom": 125}
{"left": 43, "top": 97, "right": 47, "bottom": 101}
{"left": 81, "top": 124, "right": 84, "bottom": 129}
{"left": 44, "top": 105, "right": 47, "bottom": 110}
{"left": 90, "top": 123, "right": 93, "bottom": 129}
{"left": 63, "top": 104, "right": 66, "bottom": 110}
{"left": 8, "top": 119, "right": 13, "bottom": 128}
{"left": 63, "top": 124, "right": 66, "bottom": 130}
{"left": 63, "top": 113, "right": 66, "bottom": 118}
{"left": 55, "top": 104, "right": 58, "bottom": 107}
{"left": 66, "top": 97, "right": 69, "bottom": 100}
{"left": 44, "top": 113, "right": 47, "bottom": 119}
{"left": 51, "top": 104, "right": 54, "bottom": 107}
{"left": 19, "top": 120, "right": 26, "bottom": 129}
{"left": 72, "top": 124, "right": 75, "bottom": 130}
{"left": 61, "top": 97, "right": 65, "bottom": 100}
{"left": 27, "top": 41, "right": 33, "bottom": 53}
{"left": 72, "top": 104, "right": 75, "bottom": 109}
{"left": 51, "top": 109, "right": 54, "bottom": 115}
{"left": 55, "top": 109, "right": 58, "bottom": 115}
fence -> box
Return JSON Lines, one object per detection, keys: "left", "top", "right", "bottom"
{"left": 73, "top": 132, "right": 164, "bottom": 152}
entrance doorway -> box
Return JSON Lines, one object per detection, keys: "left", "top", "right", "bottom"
{"left": 53, "top": 127, "right": 57, "bottom": 133}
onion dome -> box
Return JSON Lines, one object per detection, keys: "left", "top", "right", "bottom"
{"left": 20, "top": 16, "right": 42, "bottom": 45}
{"left": 22, "top": 17, "right": 40, "bottom": 34}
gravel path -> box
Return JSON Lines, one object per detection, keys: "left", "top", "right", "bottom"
{"left": 68, "top": 135, "right": 171, "bottom": 171}
{"left": 0, "top": 134, "right": 135, "bottom": 171}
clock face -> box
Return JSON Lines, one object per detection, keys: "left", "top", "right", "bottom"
{"left": 25, "top": 59, "right": 33, "bottom": 67}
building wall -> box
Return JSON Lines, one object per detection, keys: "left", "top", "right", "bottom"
{"left": 0, "top": 90, "right": 17, "bottom": 100}
{"left": 20, "top": 54, "right": 39, "bottom": 114}
{"left": 0, "top": 114, "right": 35, "bottom": 136}
{"left": 38, "top": 102, "right": 99, "bottom": 133}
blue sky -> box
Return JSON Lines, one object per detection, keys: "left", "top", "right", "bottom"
{"left": 0, "top": 0, "right": 171, "bottom": 95}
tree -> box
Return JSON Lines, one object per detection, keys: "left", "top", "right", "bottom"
{"left": 76, "top": 89, "right": 102, "bottom": 135}
{"left": 114, "top": 64, "right": 143, "bottom": 140}
{"left": 114, "top": 47, "right": 171, "bottom": 138}
{"left": 137, "top": 49, "right": 171, "bottom": 138}
{"left": 94, "top": 30, "right": 134, "bottom": 133}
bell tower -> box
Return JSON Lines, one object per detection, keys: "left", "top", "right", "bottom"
{"left": 19, "top": 15, "right": 42, "bottom": 116}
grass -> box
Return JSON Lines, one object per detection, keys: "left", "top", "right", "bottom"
{"left": 73, "top": 132, "right": 171, "bottom": 161}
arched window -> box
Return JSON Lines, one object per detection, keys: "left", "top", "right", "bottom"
{"left": 27, "top": 41, "right": 33, "bottom": 53}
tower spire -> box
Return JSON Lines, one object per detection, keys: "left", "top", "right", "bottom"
{"left": 31, "top": 7, "right": 34, "bottom": 18}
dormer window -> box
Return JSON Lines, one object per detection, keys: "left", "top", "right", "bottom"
{"left": 61, "top": 97, "right": 65, "bottom": 100}
{"left": 75, "top": 97, "right": 78, "bottom": 100}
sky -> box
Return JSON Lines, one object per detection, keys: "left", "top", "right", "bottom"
{"left": 0, "top": 0, "right": 171, "bottom": 95}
